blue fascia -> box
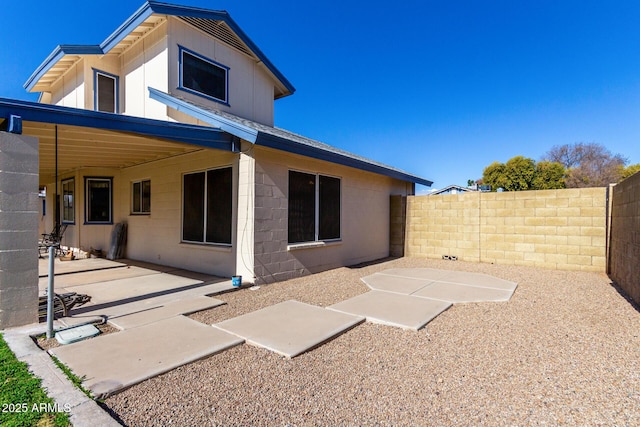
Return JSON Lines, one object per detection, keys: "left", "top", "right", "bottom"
{"left": 24, "top": 45, "right": 103, "bottom": 92}
{"left": 24, "top": 1, "right": 295, "bottom": 97}
{"left": 0, "top": 97, "right": 234, "bottom": 151}
{"left": 255, "top": 132, "right": 434, "bottom": 187}
{"left": 148, "top": 87, "right": 258, "bottom": 143}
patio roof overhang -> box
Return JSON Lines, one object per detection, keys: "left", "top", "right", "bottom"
{"left": 0, "top": 97, "right": 235, "bottom": 184}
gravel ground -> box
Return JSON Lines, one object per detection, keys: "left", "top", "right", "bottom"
{"left": 103, "top": 257, "right": 640, "bottom": 426}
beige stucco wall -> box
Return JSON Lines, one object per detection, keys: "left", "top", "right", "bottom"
{"left": 43, "top": 149, "right": 238, "bottom": 277}
{"left": 121, "top": 20, "right": 169, "bottom": 119}
{"left": 166, "top": 17, "right": 275, "bottom": 126}
{"left": 50, "top": 60, "right": 85, "bottom": 108}
{"left": 118, "top": 149, "right": 238, "bottom": 277}
{"left": 47, "top": 17, "right": 276, "bottom": 125}
{"left": 609, "top": 172, "right": 640, "bottom": 304}
{"left": 406, "top": 188, "right": 607, "bottom": 272}
{"left": 252, "top": 146, "right": 412, "bottom": 283}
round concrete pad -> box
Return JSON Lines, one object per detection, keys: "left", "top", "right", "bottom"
{"left": 328, "top": 291, "right": 452, "bottom": 331}
{"left": 213, "top": 300, "right": 365, "bottom": 358}
{"left": 363, "top": 268, "right": 517, "bottom": 303}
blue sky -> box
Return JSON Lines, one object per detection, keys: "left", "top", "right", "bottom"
{"left": 1, "top": 1, "right": 639, "bottom": 192}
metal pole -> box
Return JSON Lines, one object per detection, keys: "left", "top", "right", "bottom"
{"left": 46, "top": 246, "right": 55, "bottom": 339}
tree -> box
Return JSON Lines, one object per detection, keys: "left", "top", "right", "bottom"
{"left": 621, "top": 163, "right": 640, "bottom": 180}
{"left": 482, "top": 161, "right": 507, "bottom": 191}
{"left": 543, "top": 142, "right": 627, "bottom": 187}
{"left": 533, "top": 161, "right": 565, "bottom": 189}
{"left": 482, "top": 156, "right": 566, "bottom": 191}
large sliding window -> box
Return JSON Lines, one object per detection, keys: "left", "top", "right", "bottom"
{"left": 61, "top": 178, "right": 75, "bottom": 224}
{"left": 179, "top": 45, "right": 229, "bottom": 105}
{"left": 93, "top": 69, "right": 118, "bottom": 113}
{"left": 288, "top": 171, "right": 341, "bottom": 244}
{"left": 85, "top": 177, "right": 112, "bottom": 224}
{"left": 182, "top": 167, "right": 232, "bottom": 245}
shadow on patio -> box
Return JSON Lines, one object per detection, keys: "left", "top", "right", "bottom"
{"left": 38, "top": 256, "right": 235, "bottom": 327}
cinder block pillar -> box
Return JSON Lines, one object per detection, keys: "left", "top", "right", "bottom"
{"left": 389, "top": 195, "right": 407, "bottom": 257}
{"left": 0, "top": 132, "right": 39, "bottom": 329}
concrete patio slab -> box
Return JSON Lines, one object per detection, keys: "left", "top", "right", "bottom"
{"left": 66, "top": 274, "right": 204, "bottom": 305}
{"left": 38, "top": 257, "right": 126, "bottom": 277}
{"left": 50, "top": 316, "right": 244, "bottom": 398}
{"left": 38, "top": 265, "right": 161, "bottom": 292}
{"left": 328, "top": 291, "right": 452, "bottom": 331}
{"left": 412, "top": 282, "right": 515, "bottom": 303}
{"left": 213, "top": 300, "right": 365, "bottom": 358}
{"left": 108, "top": 296, "right": 225, "bottom": 330}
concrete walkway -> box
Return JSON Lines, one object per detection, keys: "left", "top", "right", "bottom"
{"left": 7, "top": 263, "right": 517, "bottom": 424}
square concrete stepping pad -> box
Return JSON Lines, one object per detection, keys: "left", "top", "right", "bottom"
{"left": 50, "top": 316, "right": 243, "bottom": 398}
{"left": 213, "top": 300, "right": 364, "bottom": 358}
{"left": 108, "top": 296, "right": 225, "bottom": 330}
{"left": 412, "top": 282, "right": 514, "bottom": 303}
{"left": 328, "top": 291, "right": 452, "bottom": 331}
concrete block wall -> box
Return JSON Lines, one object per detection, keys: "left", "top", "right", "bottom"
{"left": 0, "top": 132, "right": 39, "bottom": 328}
{"left": 406, "top": 188, "right": 607, "bottom": 272}
{"left": 609, "top": 172, "right": 640, "bottom": 304}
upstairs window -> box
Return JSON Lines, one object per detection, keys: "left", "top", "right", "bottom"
{"left": 179, "top": 46, "right": 229, "bottom": 105}
{"left": 288, "top": 171, "right": 341, "bottom": 244}
{"left": 94, "top": 69, "right": 118, "bottom": 113}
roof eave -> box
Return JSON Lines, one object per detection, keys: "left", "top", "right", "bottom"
{"left": 255, "top": 132, "right": 433, "bottom": 186}
{"left": 0, "top": 97, "right": 234, "bottom": 150}
{"left": 24, "top": 45, "right": 103, "bottom": 92}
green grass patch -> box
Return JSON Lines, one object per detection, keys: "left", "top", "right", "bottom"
{"left": 0, "top": 334, "right": 70, "bottom": 427}
{"left": 50, "top": 355, "right": 92, "bottom": 399}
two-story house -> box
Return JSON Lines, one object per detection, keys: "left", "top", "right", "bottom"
{"left": 1, "top": 1, "right": 431, "bottom": 285}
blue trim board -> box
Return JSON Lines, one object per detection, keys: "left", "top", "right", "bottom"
{"left": 0, "top": 97, "right": 234, "bottom": 151}
{"left": 24, "top": 45, "right": 103, "bottom": 91}
{"left": 255, "top": 133, "right": 433, "bottom": 187}
{"left": 148, "top": 87, "right": 258, "bottom": 143}
{"left": 24, "top": 1, "right": 295, "bottom": 97}
{"left": 148, "top": 88, "right": 431, "bottom": 185}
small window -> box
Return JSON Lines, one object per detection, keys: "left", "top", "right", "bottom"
{"left": 85, "top": 177, "right": 112, "bottom": 224}
{"left": 61, "top": 178, "right": 75, "bottom": 224}
{"left": 182, "top": 167, "right": 232, "bottom": 244}
{"left": 288, "top": 171, "right": 341, "bottom": 244}
{"left": 94, "top": 69, "right": 118, "bottom": 113}
{"left": 132, "top": 180, "right": 151, "bottom": 214}
{"left": 179, "top": 46, "right": 229, "bottom": 104}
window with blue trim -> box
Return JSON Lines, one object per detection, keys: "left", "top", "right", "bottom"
{"left": 179, "top": 46, "right": 229, "bottom": 105}
{"left": 288, "top": 171, "right": 341, "bottom": 244}
{"left": 61, "top": 178, "right": 75, "bottom": 224}
{"left": 94, "top": 70, "right": 118, "bottom": 113}
{"left": 182, "top": 167, "right": 232, "bottom": 245}
{"left": 85, "top": 177, "right": 113, "bottom": 224}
